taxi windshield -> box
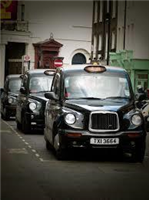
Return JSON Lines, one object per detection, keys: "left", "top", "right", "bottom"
{"left": 8, "top": 78, "right": 22, "bottom": 94}
{"left": 64, "top": 71, "right": 131, "bottom": 100}
{"left": 29, "top": 75, "right": 53, "bottom": 94}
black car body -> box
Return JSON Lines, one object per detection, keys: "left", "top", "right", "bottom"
{"left": 1, "top": 74, "right": 22, "bottom": 120}
{"left": 141, "top": 100, "right": 149, "bottom": 132}
{"left": 44, "top": 64, "right": 147, "bottom": 162}
{"left": 16, "top": 69, "right": 55, "bottom": 133}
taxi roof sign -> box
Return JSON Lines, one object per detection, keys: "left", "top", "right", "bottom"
{"left": 44, "top": 69, "right": 56, "bottom": 76}
{"left": 84, "top": 65, "right": 106, "bottom": 73}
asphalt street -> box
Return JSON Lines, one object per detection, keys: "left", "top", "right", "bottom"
{"left": 1, "top": 118, "right": 149, "bottom": 200}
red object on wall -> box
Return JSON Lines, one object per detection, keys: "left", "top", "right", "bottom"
{"left": 0, "top": 0, "right": 18, "bottom": 20}
{"left": 33, "top": 38, "right": 63, "bottom": 69}
{"left": 54, "top": 58, "right": 63, "bottom": 68}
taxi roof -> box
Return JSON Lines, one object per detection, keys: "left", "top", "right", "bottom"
{"left": 59, "top": 64, "right": 127, "bottom": 73}
{"left": 7, "top": 74, "right": 22, "bottom": 79}
{"left": 26, "top": 69, "right": 51, "bottom": 75}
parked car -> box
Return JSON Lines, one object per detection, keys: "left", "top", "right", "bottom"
{"left": 1, "top": 74, "right": 22, "bottom": 120}
{"left": 44, "top": 64, "right": 147, "bottom": 162}
{"left": 16, "top": 69, "right": 55, "bottom": 134}
{"left": 141, "top": 100, "right": 149, "bottom": 132}
{"left": 0, "top": 87, "right": 3, "bottom": 98}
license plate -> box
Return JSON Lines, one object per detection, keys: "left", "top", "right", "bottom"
{"left": 90, "top": 138, "right": 119, "bottom": 145}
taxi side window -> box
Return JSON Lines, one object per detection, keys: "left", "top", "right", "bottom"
{"left": 4, "top": 78, "right": 8, "bottom": 91}
{"left": 22, "top": 75, "right": 28, "bottom": 90}
{"left": 51, "top": 73, "right": 61, "bottom": 98}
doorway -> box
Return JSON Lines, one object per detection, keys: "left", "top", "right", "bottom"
{"left": 135, "top": 71, "right": 149, "bottom": 92}
{"left": 5, "top": 42, "right": 25, "bottom": 77}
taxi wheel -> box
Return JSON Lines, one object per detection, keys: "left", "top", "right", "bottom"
{"left": 2, "top": 108, "right": 9, "bottom": 120}
{"left": 53, "top": 133, "right": 67, "bottom": 160}
{"left": 22, "top": 114, "right": 30, "bottom": 134}
{"left": 131, "top": 140, "right": 146, "bottom": 163}
{"left": 17, "top": 121, "right": 22, "bottom": 130}
{"left": 1, "top": 113, "right": 4, "bottom": 119}
{"left": 56, "top": 147, "right": 67, "bottom": 160}
{"left": 46, "top": 140, "right": 53, "bottom": 150}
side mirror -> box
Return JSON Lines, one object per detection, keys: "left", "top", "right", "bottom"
{"left": 135, "top": 93, "right": 146, "bottom": 101}
{"left": 20, "top": 87, "right": 26, "bottom": 94}
{"left": 20, "top": 74, "right": 24, "bottom": 79}
{"left": 45, "top": 92, "right": 58, "bottom": 100}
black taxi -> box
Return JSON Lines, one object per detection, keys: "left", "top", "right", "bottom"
{"left": 44, "top": 64, "right": 147, "bottom": 161}
{"left": 16, "top": 69, "right": 55, "bottom": 134}
{"left": 1, "top": 74, "right": 22, "bottom": 120}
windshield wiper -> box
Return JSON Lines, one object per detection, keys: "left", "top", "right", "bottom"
{"left": 68, "top": 97, "right": 102, "bottom": 100}
{"left": 80, "top": 97, "right": 103, "bottom": 100}
{"left": 104, "top": 96, "right": 130, "bottom": 100}
{"left": 32, "top": 90, "right": 50, "bottom": 94}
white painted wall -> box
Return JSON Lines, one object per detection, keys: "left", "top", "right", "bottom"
{"left": 132, "top": 1, "right": 149, "bottom": 59}
{"left": 25, "top": 1, "right": 93, "bottom": 64}
{"left": 117, "top": 1, "right": 149, "bottom": 59}
{"left": 1, "top": 1, "right": 149, "bottom": 88}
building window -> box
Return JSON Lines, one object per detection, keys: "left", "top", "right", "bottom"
{"left": 72, "top": 53, "right": 86, "bottom": 64}
{"left": 21, "top": 4, "right": 25, "bottom": 21}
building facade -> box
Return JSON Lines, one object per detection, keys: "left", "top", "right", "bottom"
{"left": 0, "top": 0, "right": 93, "bottom": 87}
{"left": 1, "top": 1, "right": 149, "bottom": 92}
{"left": 110, "top": 0, "right": 149, "bottom": 92}
{"left": 91, "top": 0, "right": 149, "bottom": 92}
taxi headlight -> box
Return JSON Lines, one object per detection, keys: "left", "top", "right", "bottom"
{"left": 65, "top": 113, "right": 76, "bottom": 125}
{"left": 8, "top": 97, "right": 13, "bottom": 104}
{"left": 131, "top": 114, "right": 142, "bottom": 126}
{"left": 29, "top": 102, "right": 37, "bottom": 111}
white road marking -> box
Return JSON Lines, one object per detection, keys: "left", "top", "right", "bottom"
{"left": 0, "top": 130, "right": 12, "bottom": 133}
{"left": 8, "top": 148, "right": 28, "bottom": 154}
{"left": 2, "top": 120, "right": 45, "bottom": 161}
{"left": 25, "top": 142, "right": 29, "bottom": 145}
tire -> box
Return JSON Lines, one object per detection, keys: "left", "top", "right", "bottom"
{"left": 22, "top": 114, "right": 30, "bottom": 134}
{"left": 2, "top": 107, "right": 9, "bottom": 120}
{"left": 131, "top": 139, "right": 146, "bottom": 163}
{"left": 1, "top": 113, "right": 4, "bottom": 120}
{"left": 16, "top": 120, "right": 22, "bottom": 130}
{"left": 46, "top": 140, "right": 53, "bottom": 151}
{"left": 53, "top": 131, "right": 67, "bottom": 160}
{"left": 55, "top": 147, "right": 67, "bottom": 160}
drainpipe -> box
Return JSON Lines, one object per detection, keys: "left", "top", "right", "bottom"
{"left": 91, "top": 1, "right": 95, "bottom": 61}
{"left": 107, "top": 1, "right": 112, "bottom": 65}
{"left": 123, "top": 0, "right": 127, "bottom": 50}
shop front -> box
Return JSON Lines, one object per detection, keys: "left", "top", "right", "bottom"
{"left": 110, "top": 50, "right": 149, "bottom": 93}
